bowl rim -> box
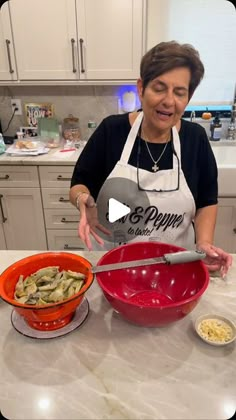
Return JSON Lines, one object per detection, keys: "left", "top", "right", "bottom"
{"left": 0, "top": 251, "right": 94, "bottom": 310}
{"left": 95, "top": 242, "right": 209, "bottom": 309}
{"left": 194, "top": 313, "right": 236, "bottom": 346}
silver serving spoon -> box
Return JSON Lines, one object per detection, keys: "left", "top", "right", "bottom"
{"left": 92, "top": 250, "right": 206, "bottom": 274}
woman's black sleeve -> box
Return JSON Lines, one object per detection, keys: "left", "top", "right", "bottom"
{"left": 70, "top": 119, "right": 110, "bottom": 200}
{"left": 196, "top": 129, "right": 218, "bottom": 209}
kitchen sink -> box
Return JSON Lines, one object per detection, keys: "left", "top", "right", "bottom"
{"left": 211, "top": 144, "right": 236, "bottom": 167}
{"left": 210, "top": 144, "right": 236, "bottom": 196}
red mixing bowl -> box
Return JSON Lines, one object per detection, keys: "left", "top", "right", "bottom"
{"left": 0, "top": 252, "right": 93, "bottom": 331}
{"left": 96, "top": 242, "right": 209, "bottom": 327}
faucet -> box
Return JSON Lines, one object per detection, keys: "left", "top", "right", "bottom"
{"left": 232, "top": 103, "right": 236, "bottom": 123}
{"left": 190, "top": 110, "right": 196, "bottom": 122}
{"left": 227, "top": 103, "right": 236, "bottom": 140}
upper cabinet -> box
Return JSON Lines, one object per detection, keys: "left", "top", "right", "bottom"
{"left": 0, "top": 2, "right": 17, "bottom": 81}
{"left": 8, "top": 0, "right": 144, "bottom": 81}
{"left": 76, "top": 0, "right": 143, "bottom": 80}
{"left": 9, "top": 0, "right": 78, "bottom": 80}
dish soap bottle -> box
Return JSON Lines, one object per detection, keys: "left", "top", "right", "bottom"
{"left": 0, "top": 133, "right": 6, "bottom": 154}
{"left": 210, "top": 113, "right": 222, "bottom": 141}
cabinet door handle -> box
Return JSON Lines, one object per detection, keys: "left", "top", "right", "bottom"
{"left": 57, "top": 175, "right": 71, "bottom": 181}
{"left": 79, "top": 38, "right": 85, "bottom": 73}
{"left": 71, "top": 38, "right": 77, "bottom": 73}
{"left": 5, "top": 39, "right": 14, "bottom": 74}
{"left": 59, "top": 197, "right": 70, "bottom": 203}
{"left": 64, "top": 244, "right": 84, "bottom": 250}
{"left": 0, "top": 194, "right": 7, "bottom": 223}
{"left": 233, "top": 228, "right": 236, "bottom": 234}
{"left": 61, "top": 217, "right": 79, "bottom": 223}
{"left": 0, "top": 174, "right": 10, "bottom": 180}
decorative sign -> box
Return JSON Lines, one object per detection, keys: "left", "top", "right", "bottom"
{"left": 25, "top": 103, "right": 54, "bottom": 127}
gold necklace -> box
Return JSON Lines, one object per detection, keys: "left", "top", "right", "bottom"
{"left": 142, "top": 129, "right": 170, "bottom": 172}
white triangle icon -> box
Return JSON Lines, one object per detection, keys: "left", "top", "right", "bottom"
{"left": 108, "top": 198, "right": 131, "bottom": 223}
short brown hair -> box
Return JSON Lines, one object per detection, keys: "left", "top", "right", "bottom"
{"left": 140, "top": 41, "right": 205, "bottom": 99}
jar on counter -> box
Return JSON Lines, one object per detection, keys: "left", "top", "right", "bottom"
{"left": 62, "top": 114, "right": 81, "bottom": 147}
{"left": 16, "top": 131, "right": 24, "bottom": 140}
{"left": 86, "top": 120, "right": 97, "bottom": 141}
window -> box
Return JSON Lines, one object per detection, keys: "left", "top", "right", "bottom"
{"left": 147, "top": 0, "right": 236, "bottom": 105}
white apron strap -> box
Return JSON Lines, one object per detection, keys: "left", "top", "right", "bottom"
{"left": 172, "top": 126, "right": 181, "bottom": 169}
{"left": 120, "top": 111, "right": 143, "bottom": 164}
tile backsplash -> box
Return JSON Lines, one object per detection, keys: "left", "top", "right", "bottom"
{"left": 0, "top": 85, "right": 231, "bottom": 140}
{"left": 0, "top": 85, "right": 121, "bottom": 138}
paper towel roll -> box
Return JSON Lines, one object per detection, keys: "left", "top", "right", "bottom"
{"left": 122, "top": 91, "right": 136, "bottom": 112}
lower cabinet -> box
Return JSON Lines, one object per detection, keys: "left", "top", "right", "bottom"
{"left": 0, "top": 188, "right": 47, "bottom": 250}
{"left": 47, "top": 230, "right": 84, "bottom": 251}
{"left": 0, "top": 165, "right": 47, "bottom": 250}
{"left": 44, "top": 208, "right": 84, "bottom": 251}
{"left": 39, "top": 166, "right": 85, "bottom": 251}
{"left": 214, "top": 197, "right": 236, "bottom": 253}
{"left": 0, "top": 224, "right": 6, "bottom": 249}
{"left": 0, "top": 164, "right": 84, "bottom": 251}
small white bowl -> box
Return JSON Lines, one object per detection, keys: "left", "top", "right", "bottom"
{"left": 194, "top": 314, "right": 236, "bottom": 346}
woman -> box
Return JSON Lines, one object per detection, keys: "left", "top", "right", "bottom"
{"left": 70, "top": 41, "right": 232, "bottom": 276}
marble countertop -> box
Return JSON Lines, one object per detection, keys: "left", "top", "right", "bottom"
{"left": 0, "top": 250, "right": 235, "bottom": 420}
{"left": 0, "top": 145, "right": 83, "bottom": 166}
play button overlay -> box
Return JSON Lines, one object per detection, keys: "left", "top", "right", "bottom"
{"left": 108, "top": 198, "right": 131, "bottom": 223}
{"left": 96, "top": 177, "right": 152, "bottom": 245}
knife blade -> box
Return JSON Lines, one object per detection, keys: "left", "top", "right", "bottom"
{"left": 92, "top": 250, "right": 206, "bottom": 274}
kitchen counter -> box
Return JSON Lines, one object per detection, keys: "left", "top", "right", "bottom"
{"left": 0, "top": 250, "right": 235, "bottom": 420}
{"left": 0, "top": 145, "right": 83, "bottom": 166}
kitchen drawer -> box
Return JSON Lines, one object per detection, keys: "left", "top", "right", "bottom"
{"left": 44, "top": 209, "right": 79, "bottom": 229}
{"left": 47, "top": 229, "right": 85, "bottom": 251}
{"left": 0, "top": 166, "right": 39, "bottom": 187}
{"left": 39, "top": 166, "right": 74, "bottom": 187}
{"left": 41, "top": 188, "right": 75, "bottom": 209}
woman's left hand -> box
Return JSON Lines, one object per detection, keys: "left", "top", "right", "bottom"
{"left": 197, "top": 242, "right": 232, "bottom": 278}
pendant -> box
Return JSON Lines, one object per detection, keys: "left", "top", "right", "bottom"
{"left": 152, "top": 163, "right": 159, "bottom": 172}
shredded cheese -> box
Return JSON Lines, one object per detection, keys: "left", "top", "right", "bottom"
{"left": 197, "top": 318, "right": 233, "bottom": 343}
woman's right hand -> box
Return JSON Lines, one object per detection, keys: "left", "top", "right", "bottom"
{"left": 77, "top": 193, "right": 111, "bottom": 250}
{"left": 197, "top": 241, "right": 232, "bottom": 278}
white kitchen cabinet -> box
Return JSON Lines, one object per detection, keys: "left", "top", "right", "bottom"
{"left": 9, "top": 0, "right": 78, "bottom": 80}
{"left": 41, "top": 188, "right": 73, "bottom": 209}
{"left": 0, "top": 165, "right": 40, "bottom": 188}
{"left": 214, "top": 198, "right": 236, "bottom": 254}
{"left": 0, "top": 2, "right": 17, "bottom": 81}
{"left": 0, "top": 188, "right": 47, "bottom": 250}
{"left": 0, "top": 166, "right": 47, "bottom": 250}
{"left": 47, "top": 230, "right": 85, "bottom": 251}
{"left": 9, "top": 0, "right": 144, "bottom": 81}
{"left": 76, "top": 0, "right": 143, "bottom": 80}
{"left": 0, "top": 223, "right": 6, "bottom": 249}
{"left": 39, "top": 166, "right": 85, "bottom": 251}
{"left": 44, "top": 209, "right": 79, "bottom": 230}
{"left": 39, "top": 166, "right": 74, "bottom": 188}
